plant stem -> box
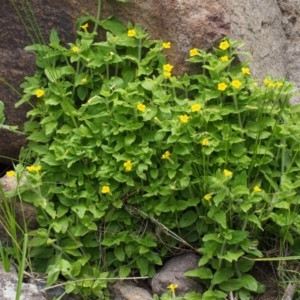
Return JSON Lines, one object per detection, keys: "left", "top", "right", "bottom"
{"left": 93, "top": 0, "right": 102, "bottom": 33}
{"left": 233, "top": 93, "right": 243, "bottom": 137}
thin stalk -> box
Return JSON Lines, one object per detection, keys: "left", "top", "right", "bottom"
{"left": 15, "top": 234, "right": 28, "bottom": 300}
{"left": 138, "top": 39, "right": 142, "bottom": 64}
{"left": 281, "top": 137, "right": 286, "bottom": 175}
{"left": 0, "top": 78, "right": 23, "bottom": 97}
{"left": 233, "top": 93, "right": 243, "bottom": 137}
{"left": 93, "top": 0, "right": 102, "bottom": 33}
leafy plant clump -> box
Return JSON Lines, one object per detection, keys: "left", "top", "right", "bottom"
{"left": 4, "top": 12, "right": 300, "bottom": 300}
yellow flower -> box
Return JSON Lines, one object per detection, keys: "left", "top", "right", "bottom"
{"left": 253, "top": 185, "right": 262, "bottom": 192}
{"left": 127, "top": 29, "right": 136, "bottom": 37}
{"left": 204, "top": 194, "right": 212, "bottom": 201}
{"left": 137, "top": 103, "right": 146, "bottom": 112}
{"left": 191, "top": 104, "right": 201, "bottom": 112}
{"left": 189, "top": 48, "right": 199, "bottom": 57}
{"left": 219, "top": 41, "right": 230, "bottom": 50}
{"left": 167, "top": 283, "right": 178, "bottom": 293}
{"left": 263, "top": 78, "right": 270, "bottom": 86}
{"left": 201, "top": 138, "right": 209, "bottom": 146}
{"left": 180, "top": 115, "right": 189, "bottom": 123}
{"left": 163, "top": 64, "right": 174, "bottom": 72}
{"left": 253, "top": 82, "right": 258, "bottom": 88}
{"left": 232, "top": 80, "right": 242, "bottom": 89}
{"left": 35, "top": 89, "right": 45, "bottom": 98}
{"left": 223, "top": 169, "right": 233, "bottom": 177}
{"left": 101, "top": 186, "right": 110, "bottom": 194}
{"left": 276, "top": 82, "right": 283, "bottom": 87}
{"left": 220, "top": 55, "right": 229, "bottom": 62}
{"left": 80, "top": 23, "right": 89, "bottom": 30}
{"left": 162, "top": 42, "right": 171, "bottom": 49}
{"left": 162, "top": 151, "right": 171, "bottom": 159}
{"left": 72, "top": 46, "right": 79, "bottom": 53}
{"left": 124, "top": 160, "right": 132, "bottom": 171}
{"left": 6, "top": 170, "right": 15, "bottom": 177}
{"left": 242, "top": 67, "right": 250, "bottom": 75}
{"left": 81, "top": 77, "right": 87, "bottom": 83}
{"left": 26, "top": 165, "right": 42, "bottom": 172}
{"left": 218, "top": 83, "right": 227, "bottom": 91}
{"left": 163, "top": 71, "right": 172, "bottom": 78}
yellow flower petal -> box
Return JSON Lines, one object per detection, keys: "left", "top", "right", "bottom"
{"left": 124, "top": 160, "right": 132, "bottom": 171}
{"left": 137, "top": 103, "right": 146, "bottom": 112}
{"left": 220, "top": 55, "right": 229, "bottom": 62}
{"left": 35, "top": 89, "right": 45, "bottom": 98}
{"left": 127, "top": 29, "right": 136, "bottom": 37}
{"left": 189, "top": 48, "right": 199, "bottom": 57}
{"left": 6, "top": 170, "right": 15, "bottom": 177}
{"left": 162, "top": 151, "right": 171, "bottom": 159}
{"left": 180, "top": 115, "right": 189, "bottom": 123}
{"left": 191, "top": 104, "right": 201, "bottom": 112}
{"left": 163, "top": 64, "right": 174, "bottom": 72}
{"left": 101, "top": 186, "right": 110, "bottom": 194}
{"left": 223, "top": 169, "right": 232, "bottom": 177}
{"left": 219, "top": 41, "right": 230, "bottom": 50}
{"left": 253, "top": 185, "right": 262, "bottom": 192}
{"left": 204, "top": 194, "right": 212, "bottom": 201}
{"left": 242, "top": 67, "right": 250, "bottom": 75}
{"left": 72, "top": 46, "right": 79, "bottom": 53}
{"left": 201, "top": 139, "right": 209, "bottom": 146}
{"left": 80, "top": 23, "right": 89, "bottom": 30}
{"left": 232, "top": 80, "right": 242, "bottom": 89}
{"left": 218, "top": 83, "right": 227, "bottom": 91}
{"left": 162, "top": 42, "right": 171, "bottom": 49}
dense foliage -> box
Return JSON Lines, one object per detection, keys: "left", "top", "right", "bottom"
{"left": 2, "top": 11, "right": 300, "bottom": 300}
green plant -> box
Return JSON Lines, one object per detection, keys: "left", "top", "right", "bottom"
{"left": 0, "top": 174, "right": 31, "bottom": 300}
{"left": 3, "top": 2, "right": 300, "bottom": 299}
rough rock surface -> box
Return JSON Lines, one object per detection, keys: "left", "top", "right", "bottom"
{"left": 109, "top": 280, "right": 153, "bottom": 300}
{"left": 151, "top": 252, "right": 203, "bottom": 296}
{"left": 1, "top": 0, "right": 300, "bottom": 161}
{"left": 0, "top": 264, "right": 46, "bottom": 300}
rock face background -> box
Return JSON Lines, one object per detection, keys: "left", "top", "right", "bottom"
{"left": 0, "top": 0, "right": 300, "bottom": 163}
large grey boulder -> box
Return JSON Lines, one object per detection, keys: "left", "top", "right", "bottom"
{"left": 0, "top": 264, "right": 46, "bottom": 300}
{"left": 1, "top": 0, "right": 300, "bottom": 163}
{"left": 151, "top": 252, "right": 203, "bottom": 296}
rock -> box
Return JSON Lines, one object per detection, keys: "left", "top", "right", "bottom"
{"left": 1, "top": 0, "right": 300, "bottom": 161}
{"left": 109, "top": 280, "right": 153, "bottom": 300}
{"left": 0, "top": 264, "right": 46, "bottom": 300}
{"left": 227, "top": 0, "right": 300, "bottom": 103}
{"left": 151, "top": 252, "right": 203, "bottom": 296}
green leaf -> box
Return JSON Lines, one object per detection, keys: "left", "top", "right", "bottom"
{"left": 119, "top": 265, "right": 131, "bottom": 278}
{"left": 173, "top": 143, "right": 190, "bottom": 155}
{"left": 46, "top": 263, "right": 60, "bottom": 286}
{"left": 100, "top": 17, "right": 127, "bottom": 36}
{"left": 208, "top": 208, "right": 227, "bottom": 229}
{"left": 219, "top": 278, "right": 245, "bottom": 292}
{"left": 136, "top": 257, "right": 149, "bottom": 276}
{"left": 114, "top": 246, "right": 125, "bottom": 262}
{"left": 218, "top": 250, "right": 244, "bottom": 262}
{"left": 211, "top": 267, "right": 234, "bottom": 285}
{"left": 178, "top": 211, "right": 198, "bottom": 228}
{"left": 71, "top": 203, "right": 87, "bottom": 219}
{"left": 125, "top": 133, "right": 136, "bottom": 146}
{"left": 202, "top": 290, "right": 227, "bottom": 300}
{"left": 247, "top": 214, "right": 263, "bottom": 230}
{"left": 185, "top": 267, "right": 213, "bottom": 279}
{"left": 242, "top": 274, "right": 258, "bottom": 291}
{"left": 50, "top": 29, "right": 60, "bottom": 44}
